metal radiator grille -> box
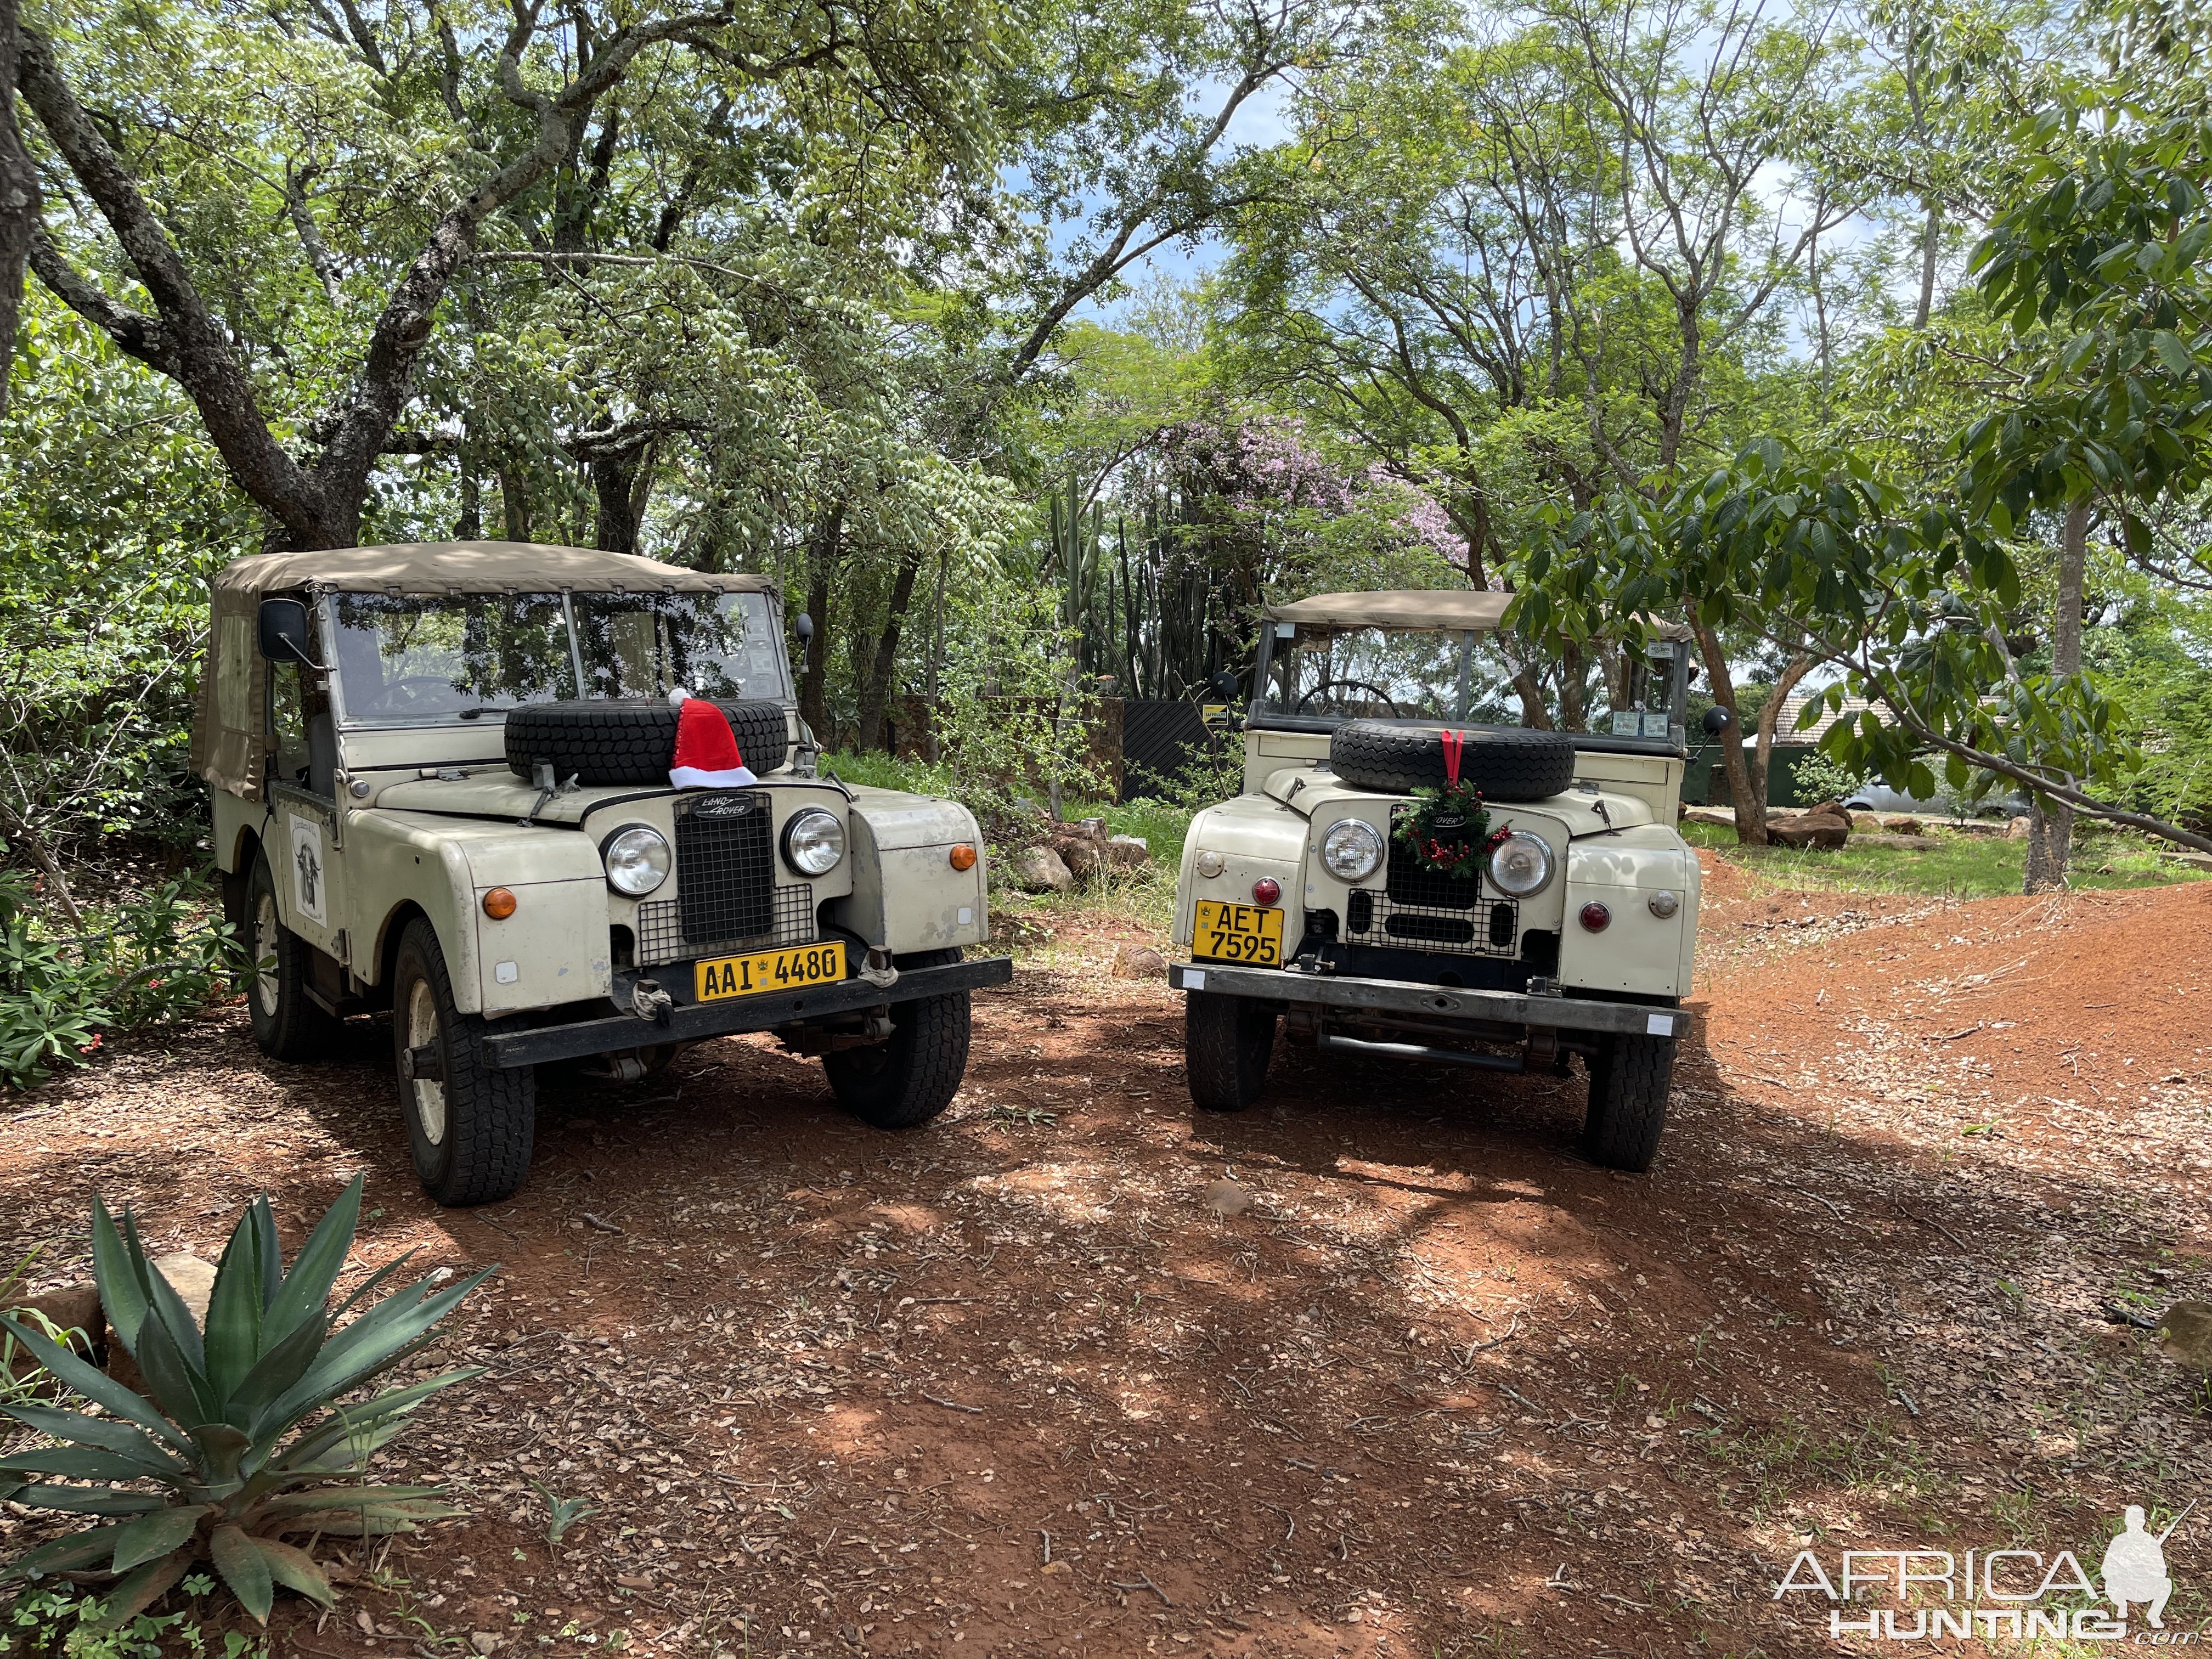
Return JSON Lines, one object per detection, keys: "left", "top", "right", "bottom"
{"left": 1337, "top": 808, "right": 1522, "bottom": 958}
{"left": 633, "top": 791, "right": 819, "bottom": 966}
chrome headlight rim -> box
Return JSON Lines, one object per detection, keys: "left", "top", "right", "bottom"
{"left": 1487, "top": 830, "right": 1554, "bottom": 896}
{"left": 600, "top": 823, "right": 671, "bottom": 897}
{"left": 1320, "top": 816, "right": 1384, "bottom": 882}
{"left": 780, "top": 806, "right": 847, "bottom": 877}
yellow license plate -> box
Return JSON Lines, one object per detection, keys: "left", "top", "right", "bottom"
{"left": 695, "top": 940, "right": 848, "bottom": 1002}
{"left": 1193, "top": 900, "right": 1283, "bottom": 966}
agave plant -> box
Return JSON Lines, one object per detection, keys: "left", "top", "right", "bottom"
{"left": 0, "top": 1177, "right": 492, "bottom": 1628}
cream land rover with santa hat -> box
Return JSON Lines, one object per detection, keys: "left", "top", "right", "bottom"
{"left": 195, "top": 540, "right": 1008, "bottom": 1205}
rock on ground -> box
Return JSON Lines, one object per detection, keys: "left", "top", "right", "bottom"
{"left": 1010, "top": 845, "right": 1074, "bottom": 893}
{"left": 1105, "top": 834, "right": 1151, "bottom": 868}
{"left": 1113, "top": 944, "right": 1169, "bottom": 980}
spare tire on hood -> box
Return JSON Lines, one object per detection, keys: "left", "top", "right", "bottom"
{"left": 1329, "top": 720, "right": 1576, "bottom": 801}
{"left": 504, "top": 699, "right": 791, "bottom": 788}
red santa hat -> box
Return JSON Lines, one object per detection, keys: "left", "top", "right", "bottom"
{"left": 667, "top": 690, "right": 757, "bottom": 789}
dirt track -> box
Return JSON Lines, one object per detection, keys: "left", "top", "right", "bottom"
{"left": 3, "top": 856, "right": 2208, "bottom": 1656}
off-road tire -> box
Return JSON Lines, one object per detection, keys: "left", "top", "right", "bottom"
{"left": 822, "top": 949, "right": 972, "bottom": 1130}
{"left": 504, "top": 699, "right": 789, "bottom": 787}
{"left": 392, "top": 918, "right": 537, "bottom": 1206}
{"left": 1582, "top": 1031, "right": 1674, "bottom": 1171}
{"left": 1329, "top": 721, "right": 1576, "bottom": 801}
{"left": 1184, "top": 990, "right": 1278, "bottom": 1112}
{"left": 245, "top": 853, "right": 341, "bottom": 1063}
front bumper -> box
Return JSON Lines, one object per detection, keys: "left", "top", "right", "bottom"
{"left": 482, "top": 954, "right": 1014, "bottom": 1068}
{"left": 1167, "top": 962, "right": 1684, "bottom": 1040}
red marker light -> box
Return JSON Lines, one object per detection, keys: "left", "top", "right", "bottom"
{"left": 1251, "top": 877, "right": 1282, "bottom": 907}
{"left": 1578, "top": 901, "right": 1611, "bottom": 932}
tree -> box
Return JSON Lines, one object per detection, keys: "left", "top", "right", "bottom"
{"left": 17, "top": 0, "right": 996, "bottom": 551}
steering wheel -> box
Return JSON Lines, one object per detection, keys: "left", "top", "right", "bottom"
{"left": 1294, "top": 679, "right": 1405, "bottom": 718}
{"left": 357, "top": 675, "right": 461, "bottom": 713}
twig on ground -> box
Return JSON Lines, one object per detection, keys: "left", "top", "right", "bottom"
{"left": 1108, "top": 1572, "right": 1172, "bottom": 1606}
{"left": 919, "top": 1391, "right": 984, "bottom": 1414}
{"left": 1781, "top": 1182, "right": 1847, "bottom": 1219}
{"left": 580, "top": 1212, "right": 625, "bottom": 1234}
{"left": 1892, "top": 1200, "right": 1970, "bottom": 1252}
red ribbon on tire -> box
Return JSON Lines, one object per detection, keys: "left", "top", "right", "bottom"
{"left": 1440, "top": 728, "right": 1464, "bottom": 788}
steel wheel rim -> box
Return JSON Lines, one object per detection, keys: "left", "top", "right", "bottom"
{"left": 407, "top": 978, "right": 448, "bottom": 1144}
{"left": 253, "top": 893, "right": 280, "bottom": 1014}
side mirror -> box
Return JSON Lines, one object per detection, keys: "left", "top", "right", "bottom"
{"left": 1209, "top": 670, "right": 1240, "bottom": 703}
{"left": 794, "top": 613, "right": 815, "bottom": 645}
{"left": 258, "top": 597, "right": 322, "bottom": 669}
{"left": 1700, "top": 705, "right": 1734, "bottom": 736}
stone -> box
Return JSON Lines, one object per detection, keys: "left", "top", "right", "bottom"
{"left": 1113, "top": 944, "right": 1169, "bottom": 980}
{"left": 1009, "top": 845, "right": 1073, "bottom": 894}
{"left": 1851, "top": 812, "right": 1884, "bottom": 833}
{"left": 1884, "top": 816, "right": 1922, "bottom": 835}
{"left": 5, "top": 1282, "right": 102, "bottom": 1341}
{"left": 151, "top": 1253, "right": 217, "bottom": 1322}
{"left": 1768, "top": 816, "right": 1848, "bottom": 850}
{"left": 1059, "top": 840, "right": 1103, "bottom": 878}
{"left": 1681, "top": 806, "right": 1736, "bottom": 829}
{"left": 2006, "top": 816, "right": 2033, "bottom": 840}
{"left": 1105, "top": 834, "right": 1151, "bottom": 868}
{"left": 1801, "top": 800, "right": 1850, "bottom": 823}
{"left": 2157, "top": 1301, "right": 2212, "bottom": 1375}
{"left": 1205, "top": 1180, "right": 1251, "bottom": 1218}
{"left": 471, "top": 1636, "right": 504, "bottom": 1656}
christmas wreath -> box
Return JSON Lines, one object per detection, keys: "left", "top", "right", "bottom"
{"left": 1393, "top": 731, "right": 1514, "bottom": 881}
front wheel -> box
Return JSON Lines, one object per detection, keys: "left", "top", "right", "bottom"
{"left": 1184, "top": 990, "right": 1278, "bottom": 1113}
{"left": 1582, "top": 1031, "right": 1675, "bottom": 1171}
{"left": 244, "top": 853, "right": 338, "bottom": 1063}
{"left": 392, "top": 918, "right": 537, "bottom": 1205}
{"left": 823, "top": 949, "right": 972, "bottom": 1130}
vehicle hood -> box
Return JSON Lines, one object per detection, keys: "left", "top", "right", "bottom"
{"left": 1260, "top": 768, "right": 1655, "bottom": 838}
{"left": 368, "top": 771, "right": 651, "bottom": 825}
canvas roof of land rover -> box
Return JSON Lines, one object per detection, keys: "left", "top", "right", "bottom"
{"left": 193, "top": 541, "right": 783, "bottom": 800}
{"left": 1261, "top": 590, "right": 1695, "bottom": 639}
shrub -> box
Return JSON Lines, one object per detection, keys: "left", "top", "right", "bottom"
{"left": 1791, "top": 752, "right": 1869, "bottom": 807}
{"left": 0, "top": 862, "right": 236, "bottom": 1088}
{"left": 0, "top": 1178, "right": 491, "bottom": 1631}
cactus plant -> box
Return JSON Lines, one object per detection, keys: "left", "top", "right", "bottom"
{"left": 0, "top": 1177, "right": 491, "bottom": 1628}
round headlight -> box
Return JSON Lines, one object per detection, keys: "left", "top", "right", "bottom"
{"left": 602, "top": 826, "right": 670, "bottom": 896}
{"left": 1321, "top": 817, "right": 1384, "bottom": 882}
{"left": 781, "top": 806, "right": 846, "bottom": 876}
{"left": 1487, "top": 831, "right": 1553, "bottom": 897}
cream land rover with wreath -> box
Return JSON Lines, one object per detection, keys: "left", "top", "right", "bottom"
{"left": 193, "top": 540, "right": 1009, "bottom": 1206}
{"left": 1170, "top": 591, "right": 1705, "bottom": 1171}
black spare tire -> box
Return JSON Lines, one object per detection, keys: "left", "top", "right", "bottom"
{"left": 505, "top": 699, "right": 791, "bottom": 787}
{"left": 1329, "top": 720, "right": 1576, "bottom": 800}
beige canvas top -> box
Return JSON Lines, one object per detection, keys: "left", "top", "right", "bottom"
{"left": 211, "top": 540, "right": 776, "bottom": 595}
{"left": 1263, "top": 589, "right": 1692, "bottom": 640}
{"left": 193, "top": 543, "right": 777, "bottom": 799}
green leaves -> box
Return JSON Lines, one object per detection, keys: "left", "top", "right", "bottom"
{"left": 2, "top": 1180, "right": 492, "bottom": 1630}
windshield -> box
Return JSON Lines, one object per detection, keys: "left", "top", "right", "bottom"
{"left": 1257, "top": 624, "right": 1475, "bottom": 722}
{"left": 326, "top": 589, "right": 791, "bottom": 726}
{"left": 329, "top": 592, "right": 575, "bottom": 725}
{"left": 1254, "top": 622, "right": 1689, "bottom": 740}
{"left": 572, "top": 592, "right": 786, "bottom": 702}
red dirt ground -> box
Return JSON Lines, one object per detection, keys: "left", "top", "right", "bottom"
{"left": 3, "top": 855, "right": 2208, "bottom": 1657}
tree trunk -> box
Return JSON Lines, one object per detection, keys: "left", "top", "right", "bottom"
{"left": 454, "top": 436, "right": 482, "bottom": 539}
{"left": 1914, "top": 202, "right": 1942, "bottom": 332}
{"left": 2026, "top": 503, "right": 2087, "bottom": 891}
{"left": 590, "top": 447, "right": 651, "bottom": 556}
{"left": 0, "top": 0, "right": 40, "bottom": 419}
{"left": 498, "top": 466, "right": 533, "bottom": 542}
{"left": 798, "top": 504, "right": 842, "bottom": 741}
{"left": 1749, "top": 653, "right": 1815, "bottom": 812}
{"left": 855, "top": 545, "right": 924, "bottom": 752}
{"left": 1692, "top": 622, "right": 1765, "bottom": 844}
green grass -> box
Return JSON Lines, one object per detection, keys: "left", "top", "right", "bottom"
{"left": 1679, "top": 819, "right": 2208, "bottom": 898}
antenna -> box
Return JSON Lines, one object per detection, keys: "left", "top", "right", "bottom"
{"left": 2157, "top": 1499, "right": 2197, "bottom": 1545}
